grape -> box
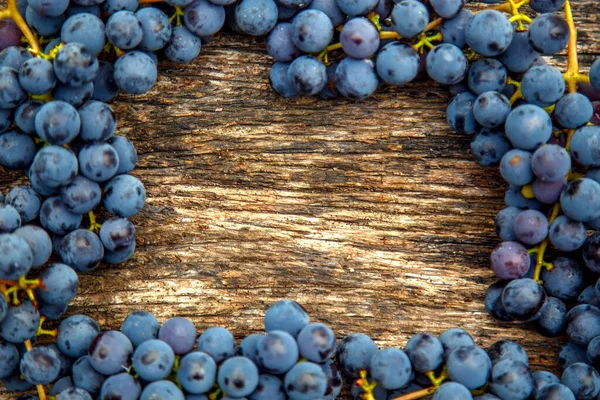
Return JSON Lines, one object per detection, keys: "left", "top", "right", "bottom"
{"left": 54, "top": 43, "right": 99, "bottom": 87}
{"left": 391, "top": 0, "right": 429, "bottom": 38}
{"left": 308, "top": 0, "right": 345, "bottom": 27}
{"left": 297, "top": 322, "right": 336, "bottom": 362}
{"left": 430, "top": 0, "right": 464, "bottom": 19}
{"left": 555, "top": 93, "right": 593, "bottom": 129}
{"left": 335, "top": 57, "right": 379, "bottom": 100}
{"left": 54, "top": 82, "right": 95, "bottom": 108}
{"left": 165, "top": 26, "right": 202, "bottom": 64}
{"left": 590, "top": 59, "right": 600, "bottom": 91}
{"left": 0, "top": 204, "right": 21, "bottom": 233}
{"left": 351, "top": 382, "right": 388, "bottom": 399}
{"left": 0, "top": 46, "right": 32, "bottom": 70}
{"left": 88, "top": 330, "right": 133, "bottom": 375}
{"left": 287, "top": 56, "right": 327, "bottom": 96}
{"left": 561, "top": 178, "right": 600, "bottom": 222}
{"left": 196, "top": 326, "right": 237, "bottom": 364}
{"left": 513, "top": 209, "right": 548, "bottom": 245}
{"left": 439, "top": 329, "right": 475, "bottom": 361}
{"left": 14, "top": 100, "right": 41, "bottom": 134}
{"left": 529, "top": 14, "right": 569, "bottom": 55}
{"left": 120, "top": 311, "right": 159, "bottom": 347}
{"left": 105, "top": 11, "right": 143, "bottom": 51}
{"left": 504, "top": 104, "right": 552, "bottom": 150}
{"left": 234, "top": 0, "right": 277, "bottom": 36}
{"left": 447, "top": 93, "right": 479, "bottom": 135}
{"left": 497, "top": 31, "right": 540, "bottom": 73}
{"left": 532, "top": 371, "right": 561, "bottom": 398}
{"left": 559, "top": 342, "right": 589, "bottom": 372}
{"left": 78, "top": 143, "right": 120, "bottom": 182}
{"left": 35, "top": 101, "right": 81, "bottom": 145}
{"left": 490, "top": 360, "right": 534, "bottom": 399}
{"left": 466, "top": 10, "right": 513, "bottom": 57}
{"left": 239, "top": 333, "right": 263, "bottom": 364}
{"left": 76, "top": 101, "right": 116, "bottom": 143}
{"left": 441, "top": 9, "right": 473, "bottom": 49}
{"left": 467, "top": 59, "right": 507, "bottom": 95}
{"left": 0, "top": 20, "right": 23, "bottom": 51}
{"left": 0, "top": 67, "right": 26, "bottom": 109}
{"left": 37, "top": 263, "right": 79, "bottom": 305}
{"left": 92, "top": 62, "right": 119, "bottom": 102}
{"left": 532, "top": 297, "right": 567, "bottom": 337}
{"left": 292, "top": 10, "right": 334, "bottom": 54}
{"left": 26, "top": 6, "right": 65, "bottom": 36}
{"left": 99, "top": 373, "right": 141, "bottom": 400}
{"left": 159, "top": 317, "right": 197, "bottom": 355}
{"left": 29, "top": 0, "right": 69, "bottom": 16}
{"left": 270, "top": 62, "right": 298, "bottom": 98}
{"left": 373, "top": 0, "right": 392, "bottom": 19}
{"left": 250, "top": 374, "right": 286, "bottom": 400}
{"left": 0, "top": 300, "right": 39, "bottom": 343}
{"left": 473, "top": 91, "right": 511, "bottom": 128}
{"left": 114, "top": 51, "right": 157, "bottom": 94}
{"left": 61, "top": 13, "right": 107, "bottom": 55}
{"left": 570, "top": 126, "right": 600, "bottom": 167}
{"left": 531, "top": 144, "right": 570, "bottom": 182}
{"left": 367, "top": 348, "right": 411, "bottom": 390}
{"left": 433, "top": 382, "right": 473, "bottom": 400}
{"left": 72, "top": 356, "right": 106, "bottom": 395}
{"left": 60, "top": 176, "right": 102, "bottom": 214}
{"left": 537, "top": 383, "right": 576, "bottom": 400}
{"left": 530, "top": 0, "right": 565, "bottom": 12}
{"left": 266, "top": 23, "right": 301, "bottom": 62}
{"left": 141, "top": 380, "right": 184, "bottom": 400}
{"left": 578, "top": 285, "right": 600, "bottom": 307}
{"left": 500, "top": 149, "right": 533, "bottom": 186}
{"left": 561, "top": 363, "right": 600, "bottom": 399}
{"left": 176, "top": 351, "right": 217, "bottom": 394}
{"left": 59, "top": 229, "right": 104, "bottom": 272}
{"left": 18, "top": 57, "right": 56, "bottom": 95}
{"left": 99, "top": 217, "right": 135, "bottom": 252}
{"left": 548, "top": 216, "right": 587, "bottom": 252}
{"left": 0, "top": 342, "right": 19, "bottom": 379}
{"left": 39, "top": 301, "right": 68, "bottom": 321}
{"left": 336, "top": 0, "right": 377, "bottom": 17}
{"left": 256, "top": 330, "right": 299, "bottom": 374}
{"left": 521, "top": 65, "right": 566, "bottom": 107}
{"left": 502, "top": 278, "right": 547, "bottom": 321}
{"left": 132, "top": 339, "right": 175, "bottom": 381}
{"left": 218, "top": 356, "right": 260, "bottom": 398}
{"left": 494, "top": 207, "right": 522, "bottom": 241}
{"left": 136, "top": 7, "right": 172, "bottom": 51}
{"left": 0, "top": 233, "right": 33, "bottom": 280}
{"left": 50, "top": 376, "right": 74, "bottom": 395}
{"left": 426, "top": 44, "right": 468, "bottom": 85}
{"left": 340, "top": 17, "right": 379, "bottom": 59}
{"left": 20, "top": 346, "right": 61, "bottom": 385}
{"left": 103, "top": 174, "right": 146, "bottom": 217}
{"left": 39, "top": 197, "right": 82, "bottom": 236}
{"left": 336, "top": 333, "right": 377, "bottom": 378}
{"left": 567, "top": 305, "right": 600, "bottom": 346}
{"left": 5, "top": 186, "right": 41, "bottom": 223}
{"left": 406, "top": 333, "right": 444, "bottom": 373}
{"left": 376, "top": 42, "right": 420, "bottom": 85}
{"left": 490, "top": 241, "right": 530, "bottom": 280}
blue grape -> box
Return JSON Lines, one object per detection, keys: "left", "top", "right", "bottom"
{"left": 494, "top": 207, "right": 522, "bottom": 241}
{"left": 0, "top": 294, "right": 6, "bottom": 323}
{"left": 0, "top": 130, "right": 36, "bottom": 170}
{"left": 549, "top": 216, "right": 587, "bottom": 252}
{"left": 531, "top": 144, "right": 570, "bottom": 182}
{"left": 530, "top": 0, "right": 565, "bottom": 12}
{"left": 441, "top": 9, "right": 474, "bottom": 48}
{"left": 532, "top": 296, "right": 567, "bottom": 337}
{"left": 309, "top": 0, "right": 345, "bottom": 27}
{"left": 559, "top": 342, "right": 589, "bottom": 372}
{"left": 521, "top": 65, "right": 566, "bottom": 107}
{"left": 256, "top": 330, "right": 299, "bottom": 374}
{"left": 426, "top": 44, "right": 468, "bottom": 85}
{"left": 88, "top": 330, "right": 133, "bottom": 375}
{"left": 266, "top": 23, "right": 300, "bottom": 62}
{"left": 405, "top": 333, "right": 444, "bottom": 373}
{"left": 284, "top": 361, "right": 327, "bottom": 400}
{"left": 0, "top": 300, "right": 39, "bottom": 343}
{"left": 529, "top": 13, "right": 569, "bottom": 55}
{"left": 53, "top": 82, "right": 95, "bottom": 108}
{"left": 433, "top": 382, "right": 473, "bottom": 400}
{"left": 555, "top": 92, "right": 593, "bottom": 129}
{"left": 566, "top": 305, "right": 600, "bottom": 346}
{"left": 291, "top": 10, "right": 334, "bottom": 54}
{"left": 114, "top": 51, "right": 157, "bottom": 94}
{"left": 504, "top": 104, "right": 552, "bottom": 151}
{"left": 288, "top": 56, "right": 327, "bottom": 96}
{"left": 588, "top": 336, "right": 600, "bottom": 370}
{"left": 391, "top": 0, "right": 429, "bottom": 38}
{"left": 50, "top": 376, "right": 74, "bottom": 395}
{"left": 103, "top": 174, "right": 146, "bottom": 217}
{"left": 536, "top": 383, "right": 576, "bottom": 400}
{"left": 430, "top": 0, "right": 464, "bottom": 19}
{"left": 0, "top": 67, "right": 26, "bottom": 109}
{"left": 20, "top": 346, "right": 61, "bottom": 385}
{"left": 502, "top": 278, "right": 547, "bottom": 321}
{"left": 447, "top": 92, "right": 479, "bottom": 135}
{"left": 72, "top": 356, "right": 106, "bottom": 395}
{"left": 78, "top": 143, "right": 120, "bottom": 182}
{"left": 26, "top": 6, "right": 65, "bottom": 36}
{"left": 532, "top": 371, "right": 560, "bottom": 397}
{"left": 0, "top": 46, "right": 32, "bottom": 70}
{"left": 500, "top": 149, "right": 533, "bottom": 186}
{"left": 570, "top": 126, "right": 600, "bottom": 167}
{"left": 92, "top": 62, "right": 119, "bottom": 102}
{"left": 37, "top": 263, "right": 79, "bottom": 305}
{"left": 39, "top": 301, "right": 68, "bottom": 321}
{"left": 39, "top": 196, "right": 82, "bottom": 236}
{"left": 466, "top": 10, "right": 513, "bottom": 56}
{"left": 497, "top": 31, "right": 540, "bottom": 73}
{"left": 99, "top": 373, "right": 141, "bottom": 400}
{"left": 250, "top": 374, "right": 285, "bottom": 400}
{"left": 0, "top": 108, "right": 12, "bottom": 133}
{"left": 0, "top": 233, "right": 33, "bottom": 280}
{"left": 35, "top": 101, "right": 81, "bottom": 145}
{"left": 0, "top": 372, "right": 34, "bottom": 392}
{"left": 120, "top": 311, "right": 159, "bottom": 347}
{"left": 236, "top": 0, "right": 279, "bottom": 35}
{"left": 177, "top": 351, "right": 217, "bottom": 394}
{"left": 337, "top": 333, "right": 377, "bottom": 377}
{"left": 78, "top": 101, "right": 116, "bottom": 143}
{"left": 490, "top": 241, "right": 530, "bottom": 280}
{"left": 106, "top": 11, "right": 143, "bottom": 50}
{"left": 196, "top": 326, "right": 237, "bottom": 364}
{"left": 239, "top": 333, "right": 263, "bottom": 365}
{"left": 578, "top": 285, "right": 600, "bottom": 307}
{"left": 369, "top": 348, "right": 412, "bottom": 390}
{"left": 60, "top": 176, "right": 102, "bottom": 214}
{"left": 264, "top": 299, "right": 309, "bottom": 337}
{"left": 467, "top": 59, "right": 507, "bottom": 95}
{"left": 99, "top": 217, "right": 135, "bottom": 252}
{"left": 561, "top": 362, "right": 600, "bottom": 399}
{"left": 335, "top": 0, "right": 377, "bottom": 17}
{"left": 184, "top": 0, "right": 226, "bottom": 36}
{"left": 340, "top": 17, "right": 379, "bottom": 58}
{"left": 0, "top": 204, "right": 20, "bottom": 233}
{"left": 513, "top": 209, "right": 548, "bottom": 245}
{"left": 132, "top": 339, "right": 175, "bottom": 381}
{"left": 5, "top": 186, "right": 41, "bottom": 223}
{"left": 136, "top": 7, "right": 171, "bottom": 51}
{"left": 490, "top": 360, "right": 534, "bottom": 399}
{"left": 561, "top": 178, "right": 600, "bottom": 222}
{"left": 61, "top": 13, "right": 106, "bottom": 55}
{"left": 335, "top": 57, "right": 378, "bottom": 99}
{"left": 218, "top": 356, "right": 260, "bottom": 398}
{"left": 473, "top": 91, "right": 511, "bottom": 128}
{"left": 0, "top": 342, "right": 19, "bottom": 379}
{"left": 165, "top": 26, "right": 202, "bottom": 64}
{"left": 159, "top": 317, "right": 197, "bottom": 355}
{"left": 590, "top": 58, "right": 600, "bottom": 91}
{"left": 102, "top": 0, "right": 140, "bottom": 14}
{"left": 18, "top": 57, "right": 56, "bottom": 95}
{"left": 59, "top": 229, "right": 104, "bottom": 272}
{"left": 54, "top": 43, "right": 99, "bottom": 87}
{"left": 29, "top": 0, "right": 69, "bottom": 16}
{"left": 270, "top": 62, "right": 298, "bottom": 98}
{"left": 297, "top": 322, "right": 336, "bottom": 362}
{"left": 376, "top": 42, "right": 420, "bottom": 85}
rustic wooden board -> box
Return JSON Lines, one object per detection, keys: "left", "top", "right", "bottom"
{"left": 1, "top": 2, "right": 600, "bottom": 397}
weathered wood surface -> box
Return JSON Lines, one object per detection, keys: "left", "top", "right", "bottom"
{"left": 1, "top": 2, "right": 600, "bottom": 397}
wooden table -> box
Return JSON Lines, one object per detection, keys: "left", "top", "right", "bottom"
{"left": 1, "top": 2, "right": 599, "bottom": 397}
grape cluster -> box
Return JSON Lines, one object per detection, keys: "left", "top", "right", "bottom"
{"left": 4, "top": 299, "right": 600, "bottom": 400}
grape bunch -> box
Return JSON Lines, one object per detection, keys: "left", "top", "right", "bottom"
{"left": 3, "top": 299, "right": 599, "bottom": 400}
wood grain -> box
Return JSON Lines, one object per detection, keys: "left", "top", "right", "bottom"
{"left": 1, "top": 2, "right": 599, "bottom": 397}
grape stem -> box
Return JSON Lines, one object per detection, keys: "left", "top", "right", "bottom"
{"left": 391, "top": 386, "right": 437, "bottom": 400}
{"left": 562, "top": 0, "right": 590, "bottom": 93}
{"left": 37, "top": 316, "right": 58, "bottom": 337}
{"left": 355, "top": 370, "right": 377, "bottom": 400}
{"left": 529, "top": 203, "right": 561, "bottom": 282}
{"left": 0, "top": 0, "right": 41, "bottom": 54}
{"left": 24, "top": 339, "right": 48, "bottom": 400}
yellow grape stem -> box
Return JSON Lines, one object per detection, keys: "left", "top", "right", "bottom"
{"left": 391, "top": 386, "right": 438, "bottom": 400}
{"left": 530, "top": 203, "right": 561, "bottom": 282}
{"left": 562, "top": 0, "right": 589, "bottom": 93}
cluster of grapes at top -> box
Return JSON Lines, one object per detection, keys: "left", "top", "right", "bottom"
{"left": 4, "top": 299, "right": 600, "bottom": 400}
